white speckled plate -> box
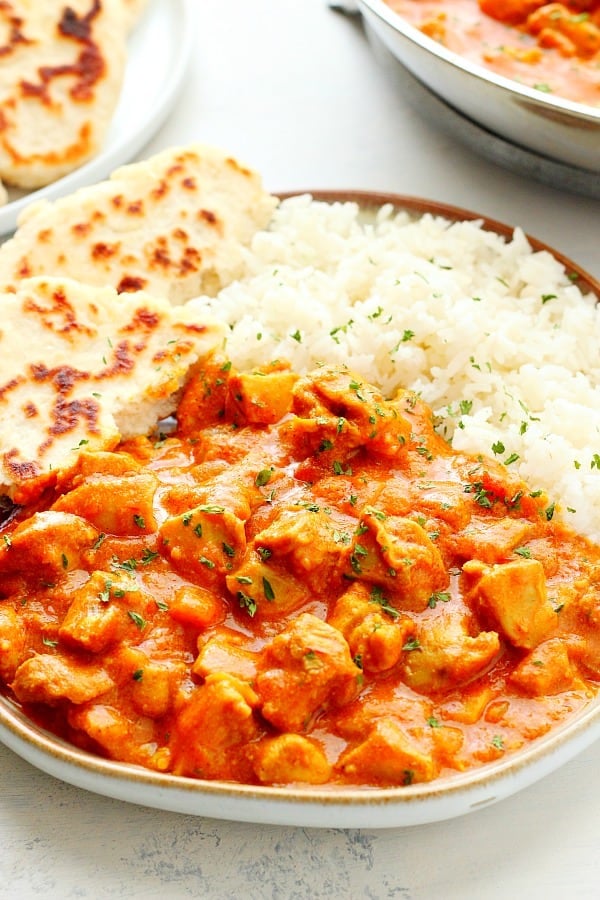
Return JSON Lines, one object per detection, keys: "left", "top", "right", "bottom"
{"left": 0, "top": 192, "right": 599, "bottom": 828}
{"left": 0, "top": 0, "right": 193, "bottom": 238}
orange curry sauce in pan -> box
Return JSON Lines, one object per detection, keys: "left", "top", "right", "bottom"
{"left": 0, "top": 356, "right": 600, "bottom": 789}
{"left": 384, "top": 1, "right": 600, "bottom": 106}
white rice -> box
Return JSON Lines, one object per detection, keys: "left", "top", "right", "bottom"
{"left": 194, "top": 195, "right": 600, "bottom": 541}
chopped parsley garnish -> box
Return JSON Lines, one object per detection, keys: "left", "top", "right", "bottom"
{"left": 255, "top": 468, "right": 274, "bottom": 487}
{"left": 369, "top": 585, "right": 399, "bottom": 619}
{"left": 427, "top": 591, "right": 451, "bottom": 609}
{"left": 128, "top": 611, "right": 147, "bottom": 630}
{"left": 402, "top": 638, "right": 421, "bottom": 652}
{"left": 262, "top": 577, "right": 275, "bottom": 602}
{"left": 238, "top": 590, "right": 257, "bottom": 617}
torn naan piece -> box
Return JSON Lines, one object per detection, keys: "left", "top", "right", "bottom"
{"left": 0, "top": 276, "right": 224, "bottom": 503}
{"left": 0, "top": 144, "right": 278, "bottom": 303}
{"left": 0, "top": 0, "right": 128, "bottom": 189}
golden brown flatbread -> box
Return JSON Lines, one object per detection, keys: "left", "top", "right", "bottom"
{"left": 0, "top": 0, "right": 128, "bottom": 189}
{"left": 0, "top": 276, "right": 224, "bottom": 502}
{"left": 0, "top": 143, "right": 278, "bottom": 303}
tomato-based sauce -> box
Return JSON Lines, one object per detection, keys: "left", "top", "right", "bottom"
{"left": 0, "top": 356, "right": 599, "bottom": 789}
{"left": 385, "top": 1, "right": 600, "bottom": 106}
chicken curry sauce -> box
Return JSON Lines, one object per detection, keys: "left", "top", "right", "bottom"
{"left": 384, "top": 1, "right": 600, "bottom": 106}
{"left": 0, "top": 357, "right": 599, "bottom": 789}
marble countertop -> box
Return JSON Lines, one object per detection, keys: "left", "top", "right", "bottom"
{"left": 1, "top": 1, "right": 599, "bottom": 897}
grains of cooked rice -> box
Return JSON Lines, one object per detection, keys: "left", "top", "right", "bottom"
{"left": 193, "top": 194, "right": 600, "bottom": 541}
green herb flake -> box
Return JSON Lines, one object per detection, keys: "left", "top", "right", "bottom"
{"left": 128, "top": 611, "right": 146, "bottom": 630}
{"left": 141, "top": 548, "right": 158, "bottom": 565}
{"left": 238, "top": 590, "right": 257, "bottom": 617}
{"left": 427, "top": 591, "right": 451, "bottom": 609}
{"left": 402, "top": 638, "right": 421, "bottom": 652}
{"left": 514, "top": 546, "right": 532, "bottom": 558}
{"left": 367, "top": 587, "right": 398, "bottom": 620}
{"left": 262, "top": 577, "right": 275, "bottom": 602}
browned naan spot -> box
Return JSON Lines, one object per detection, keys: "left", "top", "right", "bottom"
{"left": 18, "top": 2, "right": 105, "bottom": 107}
{"left": 91, "top": 241, "right": 120, "bottom": 260}
{"left": 0, "top": 3, "right": 33, "bottom": 59}
{"left": 116, "top": 275, "right": 147, "bottom": 293}
{"left": 3, "top": 450, "right": 41, "bottom": 480}
{"left": 23, "top": 287, "right": 94, "bottom": 337}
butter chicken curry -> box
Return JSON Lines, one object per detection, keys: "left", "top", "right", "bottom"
{"left": 384, "top": 1, "right": 600, "bottom": 106}
{"left": 0, "top": 358, "right": 599, "bottom": 788}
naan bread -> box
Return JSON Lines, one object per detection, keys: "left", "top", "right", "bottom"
{"left": 0, "top": 144, "right": 278, "bottom": 303}
{"left": 0, "top": 276, "right": 224, "bottom": 502}
{"left": 0, "top": 0, "right": 128, "bottom": 189}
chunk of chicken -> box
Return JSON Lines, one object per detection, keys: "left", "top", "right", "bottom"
{"left": 118, "top": 645, "right": 186, "bottom": 719}
{"left": 401, "top": 611, "right": 501, "bottom": 693}
{"left": 338, "top": 718, "right": 437, "bottom": 786}
{"left": 12, "top": 654, "right": 113, "bottom": 705}
{"left": 168, "top": 584, "right": 225, "bottom": 631}
{"left": 226, "top": 362, "right": 299, "bottom": 425}
{"left": 463, "top": 557, "right": 557, "bottom": 649}
{"left": 53, "top": 473, "right": 158, "bottom": 535}
{"left": 255, "top": 613, "right": 361, "bottom": 732}
{"left": 225, "top": 550, "right": 309, "bottom": 619}
{"left": 510, "top": 638, "right": 575, "bottom": 696}
{"left": 160, "top": 503, "right": 247, "bottom": 580}
{"left": 251, "top": 734, "right": 332, "bottom": 785}
{"left": 59, "top": 570, "right": 153, "bottom": 653}
{"left": 409, "top": 481, "right": 473, "bottom": 531}
{"left": 193, "top": 630, "right": 259, "bottom": 681}
{"left": 329, "top": 582, "right": 415, "bottom": 673}
{"left": 250, "top": 507, "right": 355, "bottom": 595}
{"left": 176, "top": 352, "right": 235, "bottom": 435}
{"left": 346, "top": 510, "right": 448, "bottom": 611}
{"left": 479, "top": 0, "right": 546, "bottom": 25}
{"left": 68, "top": 703, "right": 164, "bottom": 770}
{"left": 452, "top": 516, "right": 539, "bottom": 564}
{"left": 527, "top": 3, "right": 600, "bottom": 58}
{"left": 171, "top": 673, "right": 260, "bottom": 779}
{"left": 287, "top": 365, "right": 411, "bottom": 460}
{"left": 0, "top": 511, "right": 98, "bottom": 583}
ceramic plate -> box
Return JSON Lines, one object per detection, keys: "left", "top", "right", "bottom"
{"left": 1, "top": 192, "right": 599, "bottom": 829}
{"left": 0, "top": 0, "right": 193, "bottom": 237}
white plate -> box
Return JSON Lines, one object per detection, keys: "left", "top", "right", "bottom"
{"left": 0, "top": 193, "right": 599, "bottom": 829}
{"left": 0, "top": 0, "right": 193, "bottom": 238}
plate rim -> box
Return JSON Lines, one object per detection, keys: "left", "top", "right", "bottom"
{"left": 0, "top": 0, "right": 194, "bottom": 238}
{"left": 1, "top": 188, "right": 599, "bottom": 828}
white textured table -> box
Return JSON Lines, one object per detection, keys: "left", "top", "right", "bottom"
{"left": 1, "top": 2, "right": 599, "bottom": 897}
